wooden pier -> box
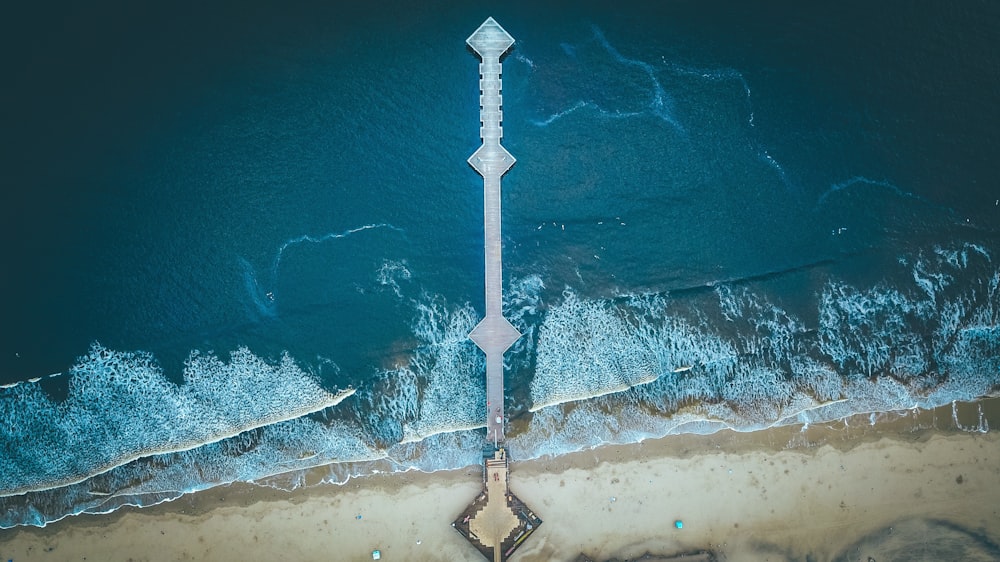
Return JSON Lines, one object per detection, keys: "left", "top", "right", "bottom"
{"left": 466, "top": 16, "right": 522, "bottom": 446}
{"left": 456, "top": 18, "right": 542, "bottom": 562}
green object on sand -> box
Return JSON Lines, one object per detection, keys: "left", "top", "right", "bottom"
{"left": 675, "top": 520, "right": 684, "bottom": 529}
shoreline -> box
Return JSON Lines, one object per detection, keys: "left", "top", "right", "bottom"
{"left": 2, "top": 399, "right": 999, "bottom": 561}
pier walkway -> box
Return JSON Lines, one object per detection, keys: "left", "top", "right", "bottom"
{"left": 454, "top": 19, "right": 542, "bottom": 562}
{"left": 466, "top": 17, "right": 521, "bottom": 445}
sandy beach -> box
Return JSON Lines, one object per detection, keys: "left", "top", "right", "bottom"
{"left": 2, "top": 402, "right": 998, "bottom": 562}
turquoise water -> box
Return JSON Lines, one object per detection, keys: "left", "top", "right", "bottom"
{"left": 1, "top": 1, "right": 998, "bottom": 527}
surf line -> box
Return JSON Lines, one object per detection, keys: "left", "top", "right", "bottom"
{"left": 455, "top": 18, "right": 543, "bottom": 562}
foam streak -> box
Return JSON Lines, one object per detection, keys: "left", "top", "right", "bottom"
{"left": 0, "top": 345, "right": 352, "bottom": 497}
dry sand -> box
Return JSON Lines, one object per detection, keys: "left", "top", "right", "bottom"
{"left": 2, "top": 403, "right": 999, "bottom": 562}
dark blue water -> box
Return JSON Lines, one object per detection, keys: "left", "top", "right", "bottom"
{"left": 2, "top": 0, "right": 998, "bottom": 527}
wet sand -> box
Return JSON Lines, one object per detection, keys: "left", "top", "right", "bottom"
{"left": 1, "top": 399, "right": 998, "bottom": 561}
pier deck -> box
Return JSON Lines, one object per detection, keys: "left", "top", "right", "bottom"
{"left": 466, "top": 17, "right": 521, "bottom": 445}
{"left": 456, "top": 19, "right": 542, "bottom": 562}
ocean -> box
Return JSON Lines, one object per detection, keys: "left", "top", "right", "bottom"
{"left": 1, "top": 0, "right": 998, "bottom": 528}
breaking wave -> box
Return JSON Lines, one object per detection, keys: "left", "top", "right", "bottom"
{"left": 353, "top": 296, "right": 486, "bottom": 444}
{"left": 0, "top": 345, "right": 351, "bottom": 498}
{"left": 0, "top": 292, "right": 489, "bottom": 529}
{"left": 531, "top": 289, "right": 662, "bottom": 411}
{"left": 2, "top": 243, "right": 997, "bottom": 529}
{"left": 0, "top": 415, "right": 379, "bottom": 528}
{"left": 517, "top": 242, "right": 999, "bottom": 458}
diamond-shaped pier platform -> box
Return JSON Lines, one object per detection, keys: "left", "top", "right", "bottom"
{"left": 468, "top": 143, "right": 516, "bottom": 177}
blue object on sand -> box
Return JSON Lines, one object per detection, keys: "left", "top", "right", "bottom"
{"left": 675, "top": 520, "right": 684, "bottom": 529}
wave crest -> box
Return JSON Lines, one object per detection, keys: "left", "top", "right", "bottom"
{"left": 0, "top": 344, "right": 351, "bottom": 498}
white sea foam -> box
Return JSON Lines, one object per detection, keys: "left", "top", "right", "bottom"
{"left": 353, "top": 295, "right": 486, "bottom": 445}
{"left": 376, "top": 258, "right": 412, "bottom": 299}
{"left": 590, "top": 25, "right": 684, "bottom": 132}
{"left": 530, "top": 289, "right": 662, "bottom": 411}
{"left": 531, "top": 100, "right": 589, "bottom": 127}
{"left": 512, "top": 372, "right": 988, "bottom": 464}
{"left": 815, "top": 176, "right": 935, "bottom": 211}
{"left": 532, "top": 27, "right": 800, "bottom": 195}
{"left": 818, "top": 282, "right": 925, "bottom": 378}
{"left": 951, "top": 401, "right": 990, "bottom": 434}
{"left": 4, "top": 243, "right": 997, "bottom": 529}
{"left": 502, "top": 274, "right": 546, "bottom": 362}
{"left": 0, "top": 413, "right": 382, "bottom": 528}
{"left": 514, "top": 53, "right": 535, "bottom": 70}
{"left": 0, "top": 344, "right": 352, "bottom": 498}
{"left": 239, "top": 223, "right": 405, "bottom": 314}
{"left": 399, "top": 299, "right": 485, "bottom": 442}
{"left": 526, "top": 242, "right": 999, "bottom": 452}
{"left": 270, "top": 223, "right": 403, "bottom": 274}
{"left": 531, "top": 26, "right": 684, "bottom": 131}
